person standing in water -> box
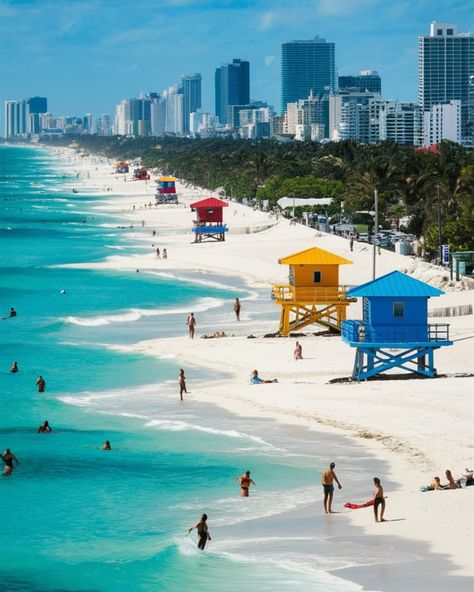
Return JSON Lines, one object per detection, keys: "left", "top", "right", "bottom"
{"left": 321, "top": 462, "right": 342, "bottom": 514}
{"left": 37, "top": 420, "right": 52, "bottom": 433}
{"left": 10, "top": 361, "right": 19, "bottom": 373}
{"left": 2, "top": 449, "right": 19, "bottom": 476}
{"left": 373, "top": 477, "right": 386, "bottom": 522}
{"left": 36, "top": 376, "right": 46, "bottom": 392}
{"left": 188, "top": 514, "right": 211, "bottom": 550}
{"left": 233, "top": 297, "right": 241, "bottom": 321}
{"left": 235, "top": 470, "right": 256, "bottom": 497}
{"left": 10, "top": 307, "right": 17, "bottom": 317}
{"left": 100, "top": 440, "right": 112, "bottom": 450}
{"left": 187, "top": 312, "right": 196, "bottom": 339}
{"left": 178, "top": 369, "right": 188, "bottom": 401}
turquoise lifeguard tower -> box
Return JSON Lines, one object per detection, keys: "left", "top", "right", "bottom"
{"left": 341, "top": 271, "right": 452, "bottom": 380}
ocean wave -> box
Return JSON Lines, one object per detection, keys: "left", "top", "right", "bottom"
{"left": 62, "top": 297, "right": 224, "bottom": 327}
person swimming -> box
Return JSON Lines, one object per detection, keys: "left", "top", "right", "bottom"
{"left": 100, "top": 440, "right": 112, "bottom": 450}
{"left": 10, "top": 307, "right": 17, "bottom": 317}
{"left": 10, "top": 361, "right": 19, "bottom": 373}
{"left": 2, "top": 449, "right": 19, "bottom": 476}
{"left": 38, "top": 420, "right": 52, "bottom": 433}
{"left": 36, "top": 376, "right": 46, "bottom": 392}
{"left": 188, "top": 514, "right": 211, "bottom": 550}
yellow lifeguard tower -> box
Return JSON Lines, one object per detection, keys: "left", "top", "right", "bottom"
{"left": 272, "top": 247, "right": 354, "bottom": 335}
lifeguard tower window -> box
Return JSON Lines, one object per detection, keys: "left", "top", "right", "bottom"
{"left": 207, "top": 209, "right": 214, "bottom": 214}
{"left": 314, "top": 271, "right": 322, "bottom": 283}
{"left": 393, "top": 301, "right": 405, "bottom": 318}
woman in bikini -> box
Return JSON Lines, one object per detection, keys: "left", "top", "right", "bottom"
{"left": 235, "top": 470, "right": 256, "bottom": 497}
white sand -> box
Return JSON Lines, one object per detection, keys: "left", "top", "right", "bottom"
{"left": 53, "top": 148, "right": 474, "bottom": 584}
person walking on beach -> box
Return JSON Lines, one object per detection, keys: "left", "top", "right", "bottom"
{"left": 156, "top": 248, "right": 161, "bottom": 258}
{"left": 178, "top": 368, "right": 188, "bottom": 401}
{"left": 10, "top": 361, "right": 19, "bottom": 373}
{"left": 235, "top": 470, "right": 256, "bottom": 497}
{"left": 163, "top": 248, "right": 167, "bottom": 259}
{"left": 373, "top": 477, "right": 386, "bottom": 522}
{"left": 38, "top": 420, "right": 52, "bottom": 433}
{"left": 322, "top": 462, "right": 342, "bottom": 514}
{"left": 36, "top": 375, "right": 46, "bottom": 393}
{"left": 350, "top": 237, "right": 354, "bottom": 252}
{"left": 188, "top": 514, "right": 211, "bottom": 550}
{"left": 187, "top": 312, "right": 196, "bottom": 339}
{"left": 294, "top": 341, "right": 303, "bottom": 360}
{"left": 2, "top": 449, "right": 19, "bottom": 476}
{"left": 234, "top": 297, "right": 241, "bottom": 321}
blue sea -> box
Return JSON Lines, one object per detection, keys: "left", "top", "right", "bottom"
{"left": 0, "top": 145, "right": 399, "bottom": 592}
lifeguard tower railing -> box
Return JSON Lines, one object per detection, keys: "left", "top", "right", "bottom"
{"left": 272, "top": 284, "right": 353, "bottom": 303}
{"left": 342, "top": 320, "right": 451, "bottom": 346}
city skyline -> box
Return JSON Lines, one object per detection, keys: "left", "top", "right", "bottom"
{"left": 1, "top": 0, "right": 472, "bottom": 129}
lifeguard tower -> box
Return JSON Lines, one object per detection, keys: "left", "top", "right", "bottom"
{"left": 190, "top": 197, "right": 228, "bottom": 243}
{"left": 341, "top": 270, "right": 452, "bottom": 381}
{"left": 156, "top": 177, "right": 178, "bottom": 203}
{"left": 272, "top": 247, "right": 353, "bottom": 335}
{"left": 115, "top": 161, "right": 129, "bottom": 174}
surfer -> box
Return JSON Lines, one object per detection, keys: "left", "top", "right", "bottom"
{"left": 187, "top": 312, "right": 196, "bottom": 339}
{"left": 100, "top": 440, "right": 112, "bottom": 450}
{"left": 36, "top": 375, "right": 46, "bottom": 392}
{"left": 235, "top": 470, "right": 256, "bottom": 497}
{"left": 2, "top": 449, "right": 19, "bottom": 476}
{"left": 321, "top": 462, "right": 342, "bottom": 514}
{"left": 10, "top": 361, "right": 19, "bottom": 373}
{"left": 373, "top": 477, "right": 386, "bottom": 522}
{"left": 38, "top": 420, "right": 52, "bottom": 433}
{"left": 188, "top": 514, "right": 211, "bottom": 550}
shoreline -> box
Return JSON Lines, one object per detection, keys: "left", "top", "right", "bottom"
{"left": 43, "top": 145, "right": 474, "bottom": 589}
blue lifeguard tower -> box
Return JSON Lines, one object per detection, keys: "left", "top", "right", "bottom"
{"left": 341, "top": 271, "right": 452, "bottom": 380}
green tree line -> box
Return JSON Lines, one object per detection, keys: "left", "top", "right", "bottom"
{"left": 41, "top": 135, "right": 474, "bottom": 254}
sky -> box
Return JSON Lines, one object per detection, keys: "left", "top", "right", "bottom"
{"left": 0, "top": 0, "right": 473, "bottom": 124}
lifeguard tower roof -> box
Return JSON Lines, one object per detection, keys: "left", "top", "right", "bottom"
{"left": 278, "top": 247, "right": 352, "bottom": 266}
{"left": 190, "top": 197, "right": 229, "bottom": 209}
{"left": 347, "top": 270, "right": 444, "bottom": 298}
{"left": 159, "top": 176, "right": 176, "bottom": 182}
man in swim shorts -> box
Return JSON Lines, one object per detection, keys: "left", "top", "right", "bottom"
{"left": 321, "top": 462, "right": 342, "bottom": 514}
{"left": 373, "top": 477, "right": 386, "bottom": 522}
{"left": 235, "top": 470, "right": 256, "bottom": 497}
{"left": 188, "top": 514, "right": 211, "bottom": 550}
{"left": 2, "top": 449, "right": 19, "bottom": 476}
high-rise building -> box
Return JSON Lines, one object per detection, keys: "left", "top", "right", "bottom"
{"left": 182, "top": 73, "right": 202, "bottom": 135}
{"left": 4, "top": 100, "right": 28, "bottom": 137}
{"left": 215, "top": 59, "right": 250, "bottom": 124}
{"left": 423, "top": 100, "right": 461, "bottom": 146}
{"left": 369, "top": 100, "right": 420, "bottom": 145}
{"left": 329, "top": 91, "right": 381, "bottom": 143}
{"left": 285, "top": 90, "right": 330, "bottom": 141}
{"left": 281, "top": 37, "right": 335, "bottom": 114}
{"left": 338, "top": 71, "right": 381, "bottom": 94}
{"left": 419, "top": 22, "right": 474, "bottom": 144}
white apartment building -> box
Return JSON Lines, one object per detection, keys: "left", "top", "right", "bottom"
{"left": 423, "top": 100, "right": 461, "bottom": 146}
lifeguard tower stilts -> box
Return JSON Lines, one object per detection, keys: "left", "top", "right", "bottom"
{"left": 272, "top": 247, "right": 353, "bottom": 335}
{"left": 156, "top": 177, "right": 178, "bottom": 203}
{"left": 341, "top": 271, "right": 452, "bottom": 381}
{"left": 190, "top": 197, "right": 228, "bottom": 243}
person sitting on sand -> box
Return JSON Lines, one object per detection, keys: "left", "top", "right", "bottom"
{"left": 250, "top": 370, "right": 278, "bottom": 384}
{"left": 2, "top": 449, "right": 19, "bottom": 476}
{"left": 444, "top": 469, "right": 459, "bottom": 489}
{"left": 10, "top": 361, "right": 19, "bottom": 373}
{"left": 188, "top": 514, "right": 211, "bottom": 550}
{"left": 294, "top": 341, "right": 303, "bottom": 360}
{"left": 235, "top": 470, "right": 256, "bottom": 497}
{"left": 37, "top": 420, "right": 52, "bottom": 433}
{"left": 373, "top": 477, "right": 386, "bottom": 522}
{"left": 100, "top": 440, "right": 112, "bottom": 450}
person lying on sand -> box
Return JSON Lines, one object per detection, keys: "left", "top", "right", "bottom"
{"left": 444, "top": 469, "right": 461, "bottom": 489}
{"left": 250, "top": 370, "right": 278, "bottom": 384}
{"left": 420, "top": 476, "right": 443, "bottom": 491}
{"left": 201, "top": 331, "right": 227, "bottom": 339}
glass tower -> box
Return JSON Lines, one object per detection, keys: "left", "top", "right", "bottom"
{"left": 181, "top": 73, "right": 202, "bottom": 135}
{"left": 215, "top": 59, "right": 250, "bottom": 125}
{"left": 419, "top": 22, "right": 474, "bottom": 144}
{"left": 338, "top": 71, "right": 381, "bottom": 94}
{"left": 281, "top": 37, "right": 335, "bottom": 114}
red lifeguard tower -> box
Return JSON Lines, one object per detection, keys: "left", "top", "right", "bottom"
{"left": 190, "top": 197, "right": 229, "bottom": 243}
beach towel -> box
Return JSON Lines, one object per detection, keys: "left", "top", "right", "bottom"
{"left": 343, "top": 500, "right": 374, "bottom": 509}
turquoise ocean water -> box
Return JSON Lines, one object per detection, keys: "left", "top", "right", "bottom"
{"left": 1, "top": 146, "right": 391, "bottom": 592}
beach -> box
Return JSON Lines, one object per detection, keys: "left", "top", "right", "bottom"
{"left": 2, "top": 145, "right": 473, "bottom": 592}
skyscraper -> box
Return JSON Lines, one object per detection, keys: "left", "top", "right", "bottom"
{"left": 281, "top": 37, "right": 335, "bottom": 114}
{"left": 182, "top": 73, "right": 202, "bottom": 135}
{"left": 338, "top": 71, "right": 381, "bottom": 94}
{"left": 215, "top": 59, "right": 250, "bottom": 124}
{"left": 4, "top": 100, "right": 28, "bottom": 137}
{"left": 419, "top": 22, "right": 474, "bottom": 144}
